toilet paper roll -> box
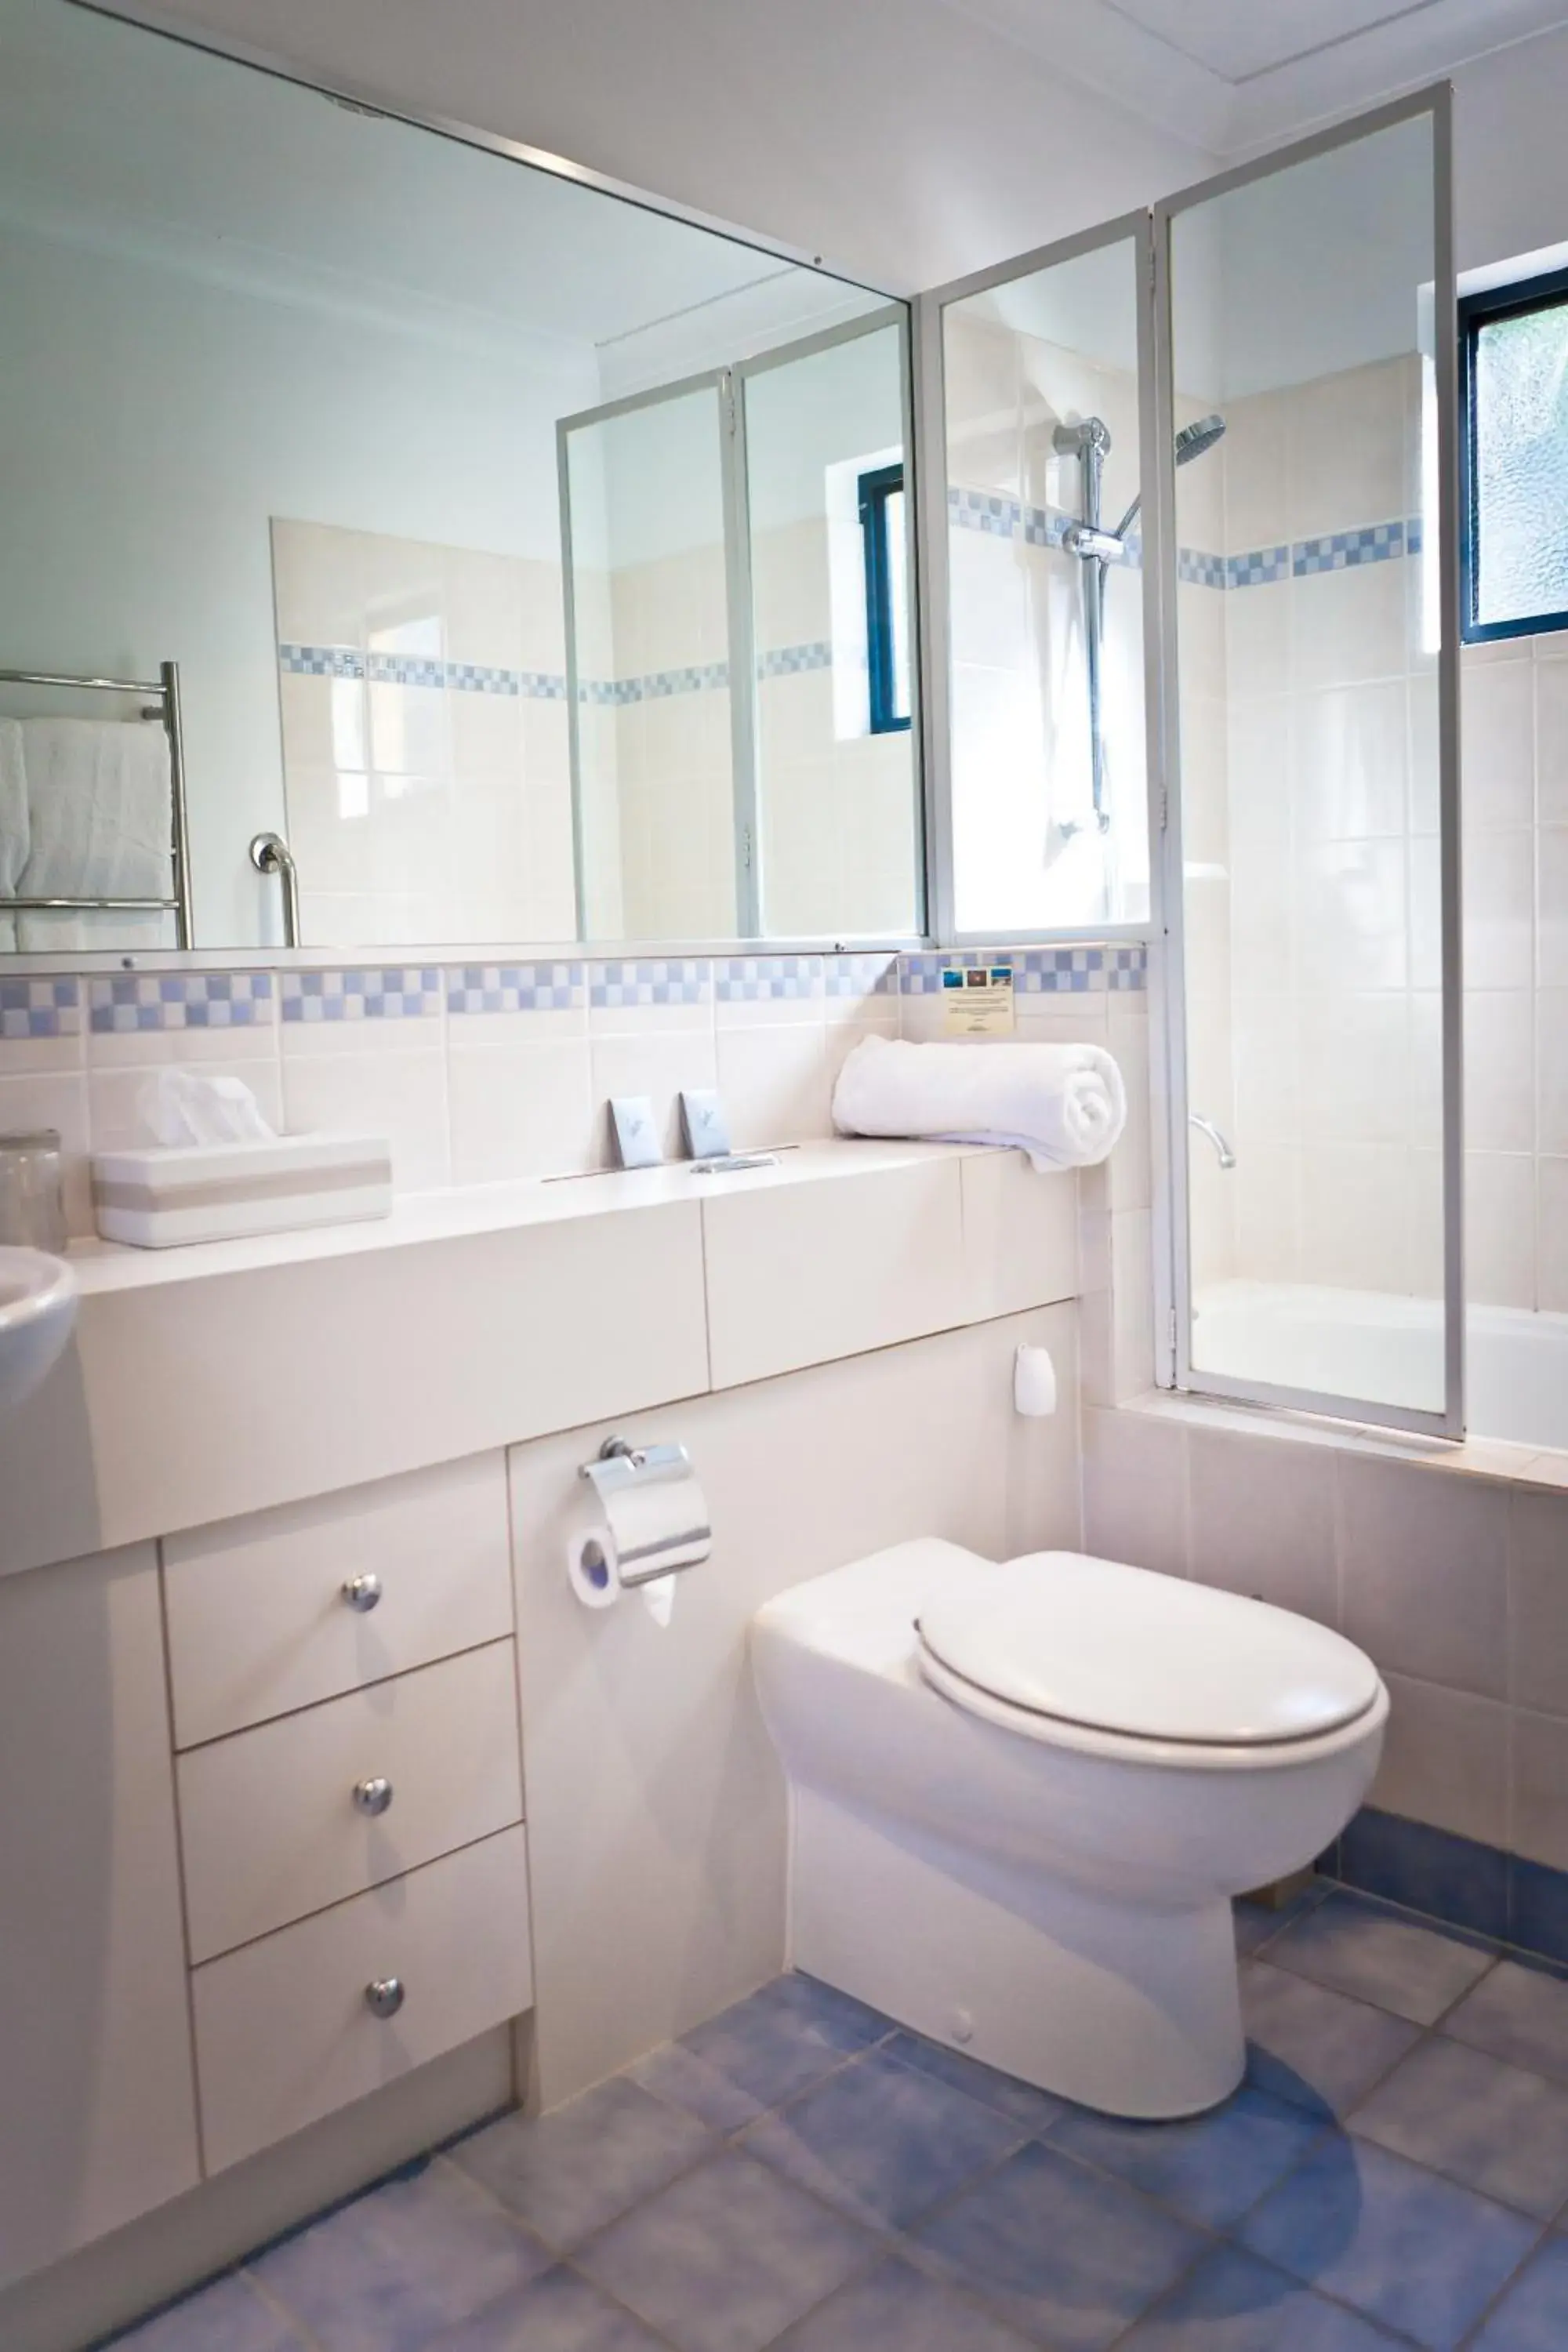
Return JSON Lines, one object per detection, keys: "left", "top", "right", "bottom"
{"left": 567, "top": 1526, "right": 619, "bottom": 1611}
{"left": 565, "top": 1525, "right": 681, "bottom": 1626}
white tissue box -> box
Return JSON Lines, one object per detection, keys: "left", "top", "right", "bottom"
{"left": 91, "top": 1134, "right": 393, "bottom": 1248}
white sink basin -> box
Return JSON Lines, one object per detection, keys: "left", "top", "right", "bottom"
{"left": 0, "top": 1247, "right": 77, "bottom": 1410}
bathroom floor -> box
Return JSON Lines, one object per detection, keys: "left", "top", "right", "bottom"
{"left": 115, "top": 1886, "right": 1568, "bottom": 2352}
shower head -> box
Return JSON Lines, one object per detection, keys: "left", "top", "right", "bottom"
{"left": 1110, "top": 411, "right": 1226, "bottom": 545}
{"left": 1175, "top": 412, "right": 1227, "bottom": 466}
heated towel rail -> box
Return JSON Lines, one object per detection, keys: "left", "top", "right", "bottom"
{"left": 0, "top": 659, "right": 193, "bottom": 947}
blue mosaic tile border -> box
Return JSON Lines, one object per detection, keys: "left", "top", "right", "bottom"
{"left": 367, "top": 651, "right": 445, "bottom": 690}
{"left": 89, "top": 972, "right": 273, "bottom": 1033}
{"left": 0, "top": 975, "right": 80, "bottom": 1040}
{"left": 588, "top": 960, "right": 710, "bottom": 1009}
{"left": 1226, "top": 546, "right": 1291, "bottom": 589}
{"left": 951, "top": 482, "right": 1422, "bottom": 593}
{"left": 1294, "top": 520, "right": 1408, "bottom": 576}
{"left": 1327, "top": 1806, "right": 1568, "bottom": 1968}
{"left": 0, "top": 944, "right": 1149, "bottom": 1057}
{"left": 446, "top": 964, "right": 584, "bottom": 1014}
{"left": 278, "top": 644, "right": 365, "bottom": 679}
{"left": 825, "top": 953, "right": 899, "bottom": 1000}
{"left": 716, "top": 955, "right": 825, "bottom": 1003}
{"left": 281, "top": 968, "right": 441, "bottom": 1021}
{"left": 281, "top": 644, "right": 836, "bottom": 705}
{"left": 1178, "top": 550, "right": 1227, "bottom": 590}
{"left": 757, "top": 643, "right": 833, "bottom": 679}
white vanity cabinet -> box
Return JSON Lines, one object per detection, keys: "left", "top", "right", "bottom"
{"left": 165, "top": 1454, "right": 533, "bottom": 2175}
{"left": 0, "top": 1544, "right": 200, "bottom": 2288}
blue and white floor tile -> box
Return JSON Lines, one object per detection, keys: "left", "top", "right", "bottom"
{"left": 107, "top": 1884, "right": 1568, "bottom": 2352}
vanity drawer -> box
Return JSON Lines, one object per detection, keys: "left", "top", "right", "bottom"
{"left": 192, "top": 1825, "right": 532, "bottom": 2176}
{"left": 178, "top": 1641, "right": 523, "bottom": 1964}
{"left": 163, "top": 1454, "right": 514, "bottom": 1748}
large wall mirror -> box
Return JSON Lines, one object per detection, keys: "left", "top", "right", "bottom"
{"left": 0, "top": 0, "right": 921, "bottom": 955}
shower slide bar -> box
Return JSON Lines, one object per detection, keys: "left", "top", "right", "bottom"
{"left": 0, "top": 660, "right": 193, "bottom": 947}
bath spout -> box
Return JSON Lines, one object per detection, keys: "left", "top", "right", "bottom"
{"left": 1189, "top": 1113, "right": 1236, "bottom": 1170}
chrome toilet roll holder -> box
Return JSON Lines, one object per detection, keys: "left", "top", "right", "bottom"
{"left": 578, "top": 1436, "right": 712, "bottom": 1588}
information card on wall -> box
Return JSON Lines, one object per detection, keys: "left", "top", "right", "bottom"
{"left": 942, "top": 964, "right": 1015, "bottom": 1035}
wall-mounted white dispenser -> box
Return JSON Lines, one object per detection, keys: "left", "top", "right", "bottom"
{"left": 1014, "top": 1344, "right": 1058, "bottom": 1418}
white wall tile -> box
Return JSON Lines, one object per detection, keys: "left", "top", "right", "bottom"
{"left": 1338, "top": 1452, "right": 1508, "bottom": 1699}
{"left": 1540, "top": 1156, "right": 1568, "bottom": 1312}
{"left": 1509, "top": 1486, "right": 1568, "bottom": 1718}
{"left": 1466, "top": 1152, "right": 1537, "bottom": 1311}
{"left": 1466, "top": 989, "right": 1536, "bottom": 1155}
{"left": 1534, "top": 655, "right": 1568, "bottom": 825}
{"left": 1540, "top": 826, "right": 1568, "bottom": 988}
{"left": 1540, "top": 990, "right": 1568, "bottom": 1157}
{"left": 713, "top": 1025, "right": 833, "bottom": 1152}
{"left": 447, "top": 1040, "right": 596, "bottom": 1185}
{"left": 1371, "top": 1673, "right": 1510, "bottom": 1849}
{"left": 281, "top": 1047, "right": 450, "bottom": 1192}
{"left": 1461, "top": 655, "right": 1537, "bottom": 833}
{"left": 1464, "top": 827, "right": 1535, "bottom": 992}
{"left": 1512, "top": 1710, "right": 1568, "bottom": 1871}
{"left": 1186, "top": 1425, "right": 1337, "bottom": 1624}
{"left": 1081, "top": 1403, "right": 1187, "bottom": 1580}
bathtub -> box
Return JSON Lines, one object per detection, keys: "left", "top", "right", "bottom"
{"left": 1192, "top": 1280, "right": 1568, "bottom": 1451}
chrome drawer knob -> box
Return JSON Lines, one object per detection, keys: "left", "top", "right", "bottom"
{"left": 342, "top": 1572, "right": 383, "bottom": 1613}
{"left": 365, "top": 1976, "right": 405, "bottom": 2020}
{"left": 353, "top": 1776, "right": 394, "bottom": 1817}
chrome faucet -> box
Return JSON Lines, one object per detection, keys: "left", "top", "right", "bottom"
{"left": 1189, "top": 1113, "right": 1236, "bottom": 1170}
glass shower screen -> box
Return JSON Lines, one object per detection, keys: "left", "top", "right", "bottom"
{"left": 1162, "top": 100, "right": 1461, "bottom": 1432}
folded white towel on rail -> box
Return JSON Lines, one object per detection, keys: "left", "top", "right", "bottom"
{"left": 15, "top": 714, "right": 174, "bottom": 950}
{"left": 0, "top": 720, "right": 26, "bottom": 953}
{"left": 832, "top": 1033, "right": 1127, "bottom": 1172}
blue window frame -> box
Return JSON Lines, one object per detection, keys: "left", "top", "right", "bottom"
{"left": 1461, "top": 261, "right": 1568, "bottom": 644}
{"left": 858, "top": 463, "right": 912, "bottom": 733}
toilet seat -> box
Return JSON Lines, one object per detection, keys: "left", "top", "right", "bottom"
{"left": 916, "top": 1550, "right": 1381, "bottom": 1762}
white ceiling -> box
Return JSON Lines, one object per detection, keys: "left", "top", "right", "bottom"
{"left": 0, "top": 0, "right": 877, "bottom": 357}
{"left": 942, "top": 0, "right": 1568, "bottom": 153}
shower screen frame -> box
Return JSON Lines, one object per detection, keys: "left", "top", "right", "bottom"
{"left": 1146, "top": 84, "right": 1465, "bottom": 1442}
{"left": 912, "top": 210, "right": 1166, "bottom": 949}
{"left": 558, "top": 303, "right": 920, "bottom": 947}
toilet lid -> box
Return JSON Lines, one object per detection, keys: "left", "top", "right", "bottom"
{"left": 916, "top": 1552, "right": 1381, "bottom": 1746}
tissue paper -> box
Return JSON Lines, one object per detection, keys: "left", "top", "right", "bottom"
{"left": 139, "top": 1067, "right": 277, "bottom": 1149}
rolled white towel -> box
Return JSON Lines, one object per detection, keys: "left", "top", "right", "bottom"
{"left": 832, "top": 1033, "right": 1127, "bottom": 1172}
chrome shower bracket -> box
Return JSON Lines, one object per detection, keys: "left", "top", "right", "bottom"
{"left": 1054, "top": 417, "right": 1116, "bottom": 837}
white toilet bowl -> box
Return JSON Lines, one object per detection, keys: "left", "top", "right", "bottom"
{"left": 752, "top": 1539, "right": 1387, "bottom": 2120}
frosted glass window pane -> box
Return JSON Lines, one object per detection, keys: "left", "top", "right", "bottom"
{"left": 1472, "top": 298, "right": 1568, "bottom": 629}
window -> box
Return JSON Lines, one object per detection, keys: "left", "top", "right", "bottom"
{"left": 1461, "top": 263, "right": 1568, "bottom": 641}
{"left": 858, "top": 463, "right": 912, "bottom": 732}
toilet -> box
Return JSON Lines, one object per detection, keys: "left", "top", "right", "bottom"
{"left": 752, "top": 1539, "right": 1387, "bottom": 2120}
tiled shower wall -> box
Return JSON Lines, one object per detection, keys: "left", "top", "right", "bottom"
{"left": 942, "top": 309, "right": 1150, "bottom": 936}
{"left": 1179, "top": 354, "right": 1449, "bottom": 1301}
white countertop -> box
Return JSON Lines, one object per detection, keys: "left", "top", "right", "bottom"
{"left": 64, "top": 1138, "right": 1007, "bottom": 1295}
